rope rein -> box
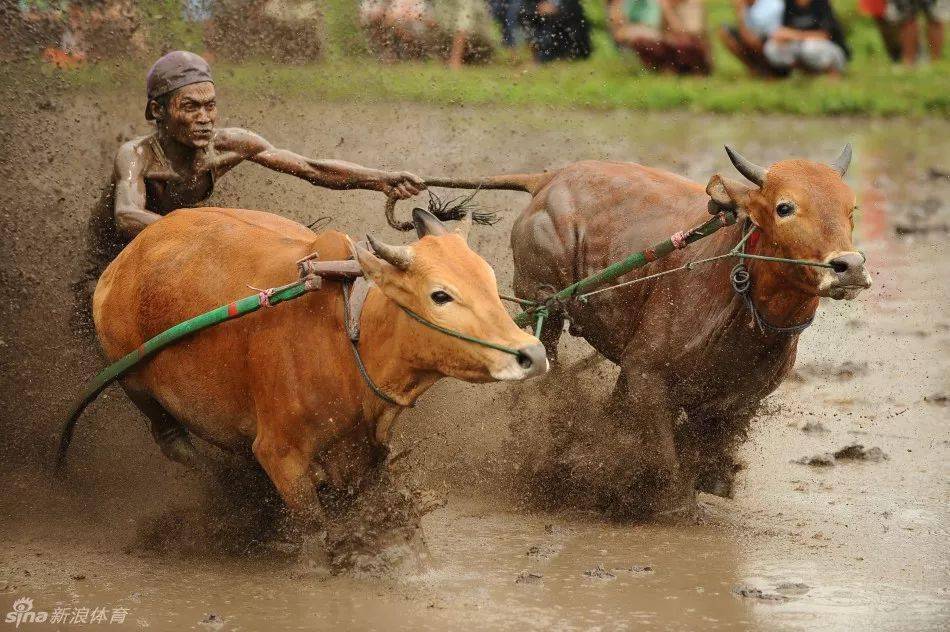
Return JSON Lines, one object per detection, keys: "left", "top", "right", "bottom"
{"left": 518, "top": 218, "right": 838, "bottom": 337}
{"left": 399, "top": 306, "right": 523, "bottom": 358}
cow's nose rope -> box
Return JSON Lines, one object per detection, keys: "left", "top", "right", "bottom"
{"left": 398, "top": 306, "right": 523, "bottom": 357}
{"left": 570, "top": 223, "right": 831, "bottom": 303}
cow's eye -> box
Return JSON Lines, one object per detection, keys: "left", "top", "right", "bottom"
{"left": 431, "top": 290, "right": 453, "bottom": 305}
{"left": 776, "top": 202, "right": 796, "bottom": 218}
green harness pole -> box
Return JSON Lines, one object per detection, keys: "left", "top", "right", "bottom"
{"left": 55, "top": 279, "right": 314, "bottom": 473}
{"left": 513, "top": 209, "right": 737, "bottom": 329}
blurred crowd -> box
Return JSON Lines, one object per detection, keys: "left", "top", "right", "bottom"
{"left": 2, "top": 0, "right": 945, "bottom": 76}
{"left": 359, "top": 0, "right": 944, "bottom": 76}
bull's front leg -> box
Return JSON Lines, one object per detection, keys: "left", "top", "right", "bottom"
{"left": 607, "top": 360, "right": 696, "bottom": 519}
{"left": 679, "top": 411, "right": 750, "bottom": 499}
{"left": 251, "top": 423, "right": 330, "bottom": 569}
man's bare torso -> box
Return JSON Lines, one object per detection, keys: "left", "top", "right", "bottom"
{"left": 125, "top": 128, "right": 257, "bottom": 214}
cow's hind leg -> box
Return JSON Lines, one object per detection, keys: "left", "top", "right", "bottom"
{"left": 124, "top": 389, "right": 207, "bottom": 470}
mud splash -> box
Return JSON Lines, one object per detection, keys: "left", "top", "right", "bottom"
{"left": 1, "top": 82, "right": 948, "bottom": 629}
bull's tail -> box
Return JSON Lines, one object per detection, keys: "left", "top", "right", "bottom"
{"left": 54, "top": 374, "right": 116, "bottom": 476}
{"left": 387, "top": 172, "right": 555, "bottom": 232}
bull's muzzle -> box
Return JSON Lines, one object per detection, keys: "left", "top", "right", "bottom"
{"left": 492, "top": 343, "right": 549, "bottom": 381}
{"left": 819, "top": 251, "right": 872, "bottom": 300}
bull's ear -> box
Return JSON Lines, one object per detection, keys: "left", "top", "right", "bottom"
{"left": 706, "top": 174, "right": 754, "bottom": 210}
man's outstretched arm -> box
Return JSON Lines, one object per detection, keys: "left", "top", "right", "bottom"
{"left": 222, "top": 128, "right": 425, "bottom": 199}
{"left": 113, "top": 141, "right": 162, "bottom": 240}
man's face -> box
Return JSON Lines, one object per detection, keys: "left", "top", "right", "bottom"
{"left": 154, "top": 82, "right": 217, "bottom": 148}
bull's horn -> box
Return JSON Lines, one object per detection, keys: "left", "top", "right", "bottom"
{"left": 366, "top": 234, "right": 413, "bottom": 270}
{"left": 830, "top": 143, "right": 852, "bottom": 177}
{"left": 412, "top": 207, "right": 449, "bottom": 238}
{"left": 725, "top": 145, "right": 767, "bottom": 187}
{"left": 454, "top": 211, "right": 472, "bottom": 241}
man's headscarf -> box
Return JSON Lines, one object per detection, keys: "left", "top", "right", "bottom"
{"left": 145, "top": 51, "right": 214, "bottom": 120}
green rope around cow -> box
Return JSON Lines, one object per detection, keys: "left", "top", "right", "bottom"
{"left": 511, "top": 207, "right": 741, "bottom": 330}
{"left": 55, "top": 278, "right": 317, "bottom": 472}
{"left": 57, "top": 271, "right": 525, "bottom": 472}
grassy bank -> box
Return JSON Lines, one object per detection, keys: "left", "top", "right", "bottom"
{"left": 3, "top": 0, "right": 947, "bottom": 116}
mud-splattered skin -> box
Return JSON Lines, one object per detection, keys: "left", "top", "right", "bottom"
{"left": 506, "top": 152, "right": 871, "bottom": 516}
{"left": 108, "top": 81, "right": 424, "bottom": 241}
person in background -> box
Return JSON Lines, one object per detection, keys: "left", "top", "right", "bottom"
{"left": 609, "top": 0, "right": 662, "bottom": 51}
{"left": 360, "top": 0, "right": 495, "bottom": 65}
{"left": 609, "top": 0, "right": 711, "bottom": 75}
{"left": 719, "top": 0, "right": 787, "bottom": 76}
{"left": 359, "top": 0, "right": 397, "bottom": 60}
{"left": 763, "top": 0, "right": 850, "bottom": 76}
{"left": 488, "top": 0, "right": 525, "bottom": 47}
{"left": 437, "top": 0, "right": 496, "bottom": 68}
{"left": 520, "top": 0, "right": 592, "bottom": 62}
{"left": 859, "top": 0, "right": 902, "bottom": 61}
{"left": 377, "top": 0, "right": 433, "bottom": 60}
{"left": 887, "top": 0, "right": 946, "bottom": 65}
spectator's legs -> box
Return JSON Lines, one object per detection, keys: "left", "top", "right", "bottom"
{"left": 506, "top": 0, "right": 525, "bottom": 47}
{"left": 719, "top": 26, "right": 771, "bottom": 75}
{"left": 874, "top": 17, "right": 903, "bottom": 61}
{"left": 798, "top": 39, "right": 847, "bottom": 74}
{"left": 488, "top": 0, "right": 515, "bottom": 46}
{"left": 667, "top": 35, "right": 712, "bottom": 75}
{"left": 614, "top": 24, "right": 666, "bottom": 71}
{"left": 900, "top": 16, "right": 920, "bottom": 64}
{"left": 763, "top": 38, "right": 798, "bottom": 70}
{"left": 631, "top": 37, "right": 670, "bottom": 71}
{"left": 926, "top": 15, "right": 943, "bottom": 60}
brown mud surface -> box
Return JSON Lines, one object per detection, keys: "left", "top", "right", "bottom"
{"left": 1, "top": 86, "right": 948, "bottom": 630}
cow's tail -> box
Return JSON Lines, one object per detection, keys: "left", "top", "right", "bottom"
{"left": 386, "top": 172, "right": 555, "bottom": 232}
{"left": 53, "top": 376, "right": 114, "bottom": 477}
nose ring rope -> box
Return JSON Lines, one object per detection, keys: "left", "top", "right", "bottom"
{"left": 574, "top": 223, "right": 839, "bottom": 303}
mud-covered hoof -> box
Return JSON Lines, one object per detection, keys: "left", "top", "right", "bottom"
{"left": 293, "top": 531, "right": 332, "bottom": 578}
{"left": 158, "top": 435, "right": 207, "bottom": 470}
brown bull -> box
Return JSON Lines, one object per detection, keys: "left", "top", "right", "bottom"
{"left": 89, "top": 205, "right": 546, "bottom": 532}
{"left": 413, "top": 146, "right": 871, "bottom": 517}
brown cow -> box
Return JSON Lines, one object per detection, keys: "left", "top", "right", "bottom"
{"left": 88, "top": 205, "right": 547, "bottom": 549}
{"left": 404, "top": 146, "right": 871, "bottom": 517}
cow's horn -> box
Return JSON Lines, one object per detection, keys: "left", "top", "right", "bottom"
{"left": 454, "top": 211, "right": 472, "bottom": 241}
{"left": 366, "top": 234, "right": 413, "bottom": 270}
{"left": 725, "top": 145, "right": 767, "bottom": 187}
{"left": 830, "top": 143, "right": 852, "bottom": 177}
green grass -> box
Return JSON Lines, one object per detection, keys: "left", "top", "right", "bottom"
{"left": 3, "top": 0, "right": 947, "bottom": 116}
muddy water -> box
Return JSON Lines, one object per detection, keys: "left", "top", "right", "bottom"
{"left": 0, "top": 88, "right": 948, "bottom": 630}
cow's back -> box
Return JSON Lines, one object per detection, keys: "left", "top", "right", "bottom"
{"left": 92, "top": 207, "right": 354, "bottom": 450}
{"left": 511, "top": 161, "right": 709, "bottom": 295}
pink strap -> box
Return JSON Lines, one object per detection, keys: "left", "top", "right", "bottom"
{"left": 670, "top": 230, "right": 688, "bottom": 249}
{"left": 258, "top": 288, "right": 276, "bottom": 308}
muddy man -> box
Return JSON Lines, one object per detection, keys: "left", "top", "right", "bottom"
{"left": 75, "top": 50, "right": 425, "bottom": 468}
